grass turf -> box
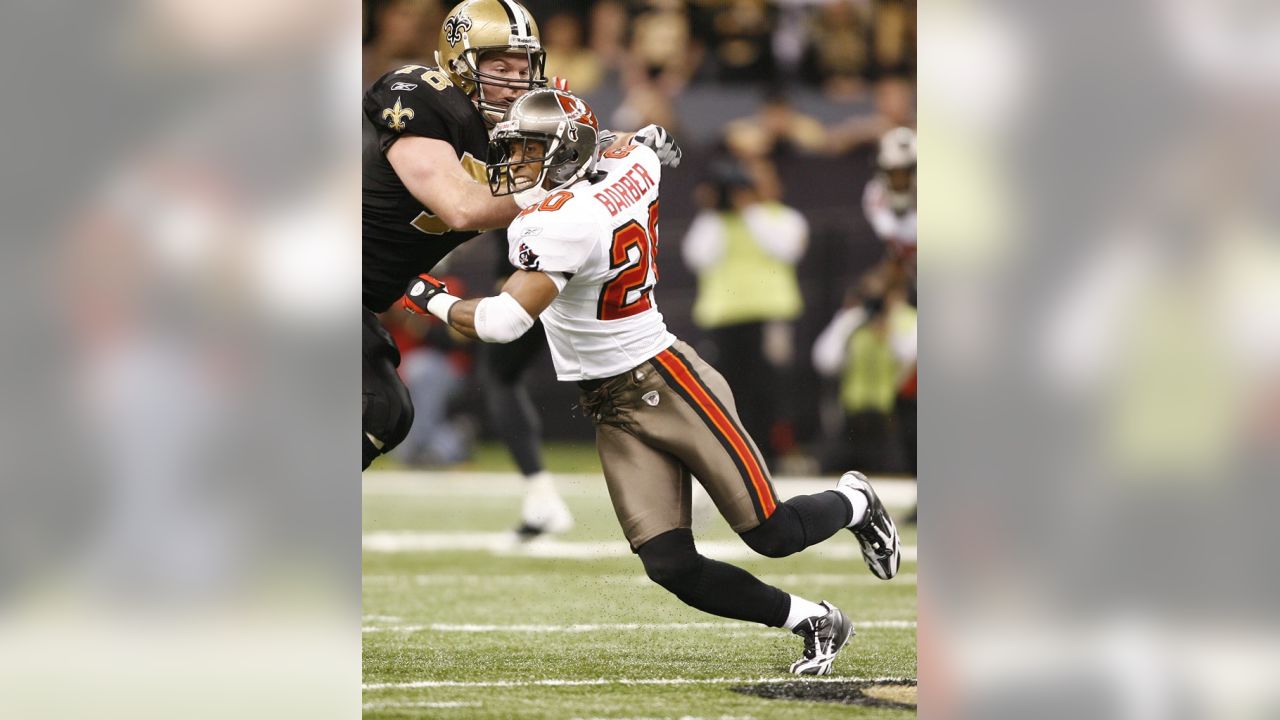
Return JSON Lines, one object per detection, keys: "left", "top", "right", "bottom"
{"left": 363, "top": 469, "right": 917, "bottom": 719}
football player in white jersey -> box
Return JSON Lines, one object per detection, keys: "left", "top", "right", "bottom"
{"left": 862, "top": 126, "right": 918, "bottom": 280}
{"left": 403, "top": 89, "right": 901, "bottom": 676}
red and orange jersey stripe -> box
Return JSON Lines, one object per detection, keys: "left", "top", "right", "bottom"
{"left": 653, "top": 348, "right": 777, "bottom": 519}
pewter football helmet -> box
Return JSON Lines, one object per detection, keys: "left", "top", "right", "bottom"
{"left": 487, "top": 88, "right": 600, "bottom": 196}
{"left": 877, "top": 127, "right": 917, "bottom": 213}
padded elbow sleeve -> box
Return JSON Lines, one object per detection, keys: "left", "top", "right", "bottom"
{"left": 474, "top": 292, "right": 535, "bottom": 344}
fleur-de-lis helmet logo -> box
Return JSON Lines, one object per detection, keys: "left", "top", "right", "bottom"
{"left": 444, "top": 14, "right": 473, "bottom": 48}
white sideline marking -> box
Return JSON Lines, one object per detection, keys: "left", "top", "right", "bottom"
{"left": 364, "top": 675, "right": 916, "bottom": 690}
{"left": 363, "top": 701, "right": 480, "bottom": 710}
{"left": 362, "top": 531, "right": 917, "bottom": 563}
{"left": 361, "top": 620, "right": 916, "bottom": 633}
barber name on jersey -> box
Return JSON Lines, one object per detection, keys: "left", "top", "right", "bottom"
{"left": 507, "top": 143, "right": 674, "bottom": 380}
{"left": 508, "top": 143, "right": 662, "bottom": 281}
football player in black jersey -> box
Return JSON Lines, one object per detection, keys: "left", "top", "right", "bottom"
{"left": 362, "top": 0, "right": 682, "bottom": 477}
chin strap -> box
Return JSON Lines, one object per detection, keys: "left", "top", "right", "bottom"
{"left": 513, "top": 184, "right": 549, "bottom": 209}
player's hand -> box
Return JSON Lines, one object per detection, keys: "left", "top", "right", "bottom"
{"left": 596, "top": 130, "right": 619, "bottom": 152}
{"left": 633, "top": 124, "right": 683, "bottom": 168}
{"left": 402, "top": 273, "right": 449, "bottom": 314}
{"left": 550, "top": 75, "right": 569, "bottom": 91}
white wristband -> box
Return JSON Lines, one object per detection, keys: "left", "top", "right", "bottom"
{"left": 426, "top": 293, "right": 460, "bottom": 323}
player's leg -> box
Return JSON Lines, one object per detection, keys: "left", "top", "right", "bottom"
{"left": 590, "top": 363, "right": 852, "bottom": 674}
{"left": 362, "top": 309, "right": 414, "bottom": 470}
{"left": 480, "top": 324, "right": 546, "bottom": 476}
{"left": 597, "top": 422, "right": 791, "bottom": 627}
{"left": 642, "top": 342, "right": 854, "bottom": 554}
{"left": 478, "top": 321, "right": 572, "bottom": 537}
{"left": 649, "top": 341, "right": 902, "bottom": 578}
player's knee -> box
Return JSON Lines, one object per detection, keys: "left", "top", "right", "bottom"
{"left": 363, "top": 361, "right": 415, "bottom": 457}
{"left": 637, "top": 529, "right": 702, "bottom": 594}
{"left": 740, "top": 511, "right": 803, "bottom": 558}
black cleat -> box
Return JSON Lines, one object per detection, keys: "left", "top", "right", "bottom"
{"left": 840, "top": 471, "right": 901, "bottom": 580}
{"left": 789, "top": 601, "right": 854, "bottom": 676}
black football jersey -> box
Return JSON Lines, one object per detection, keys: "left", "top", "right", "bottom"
{"left": 362, "top": 65, "right": 492, "bottom": 312}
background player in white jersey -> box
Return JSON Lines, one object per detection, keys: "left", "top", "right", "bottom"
{"left": 402, "top": 89, "right": 902, "bottom": 676}
{"left": 863, "top": 126, "right": 918, "bottom": 283}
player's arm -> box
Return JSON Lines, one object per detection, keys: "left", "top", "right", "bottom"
{"left": 387, "top": 136, "right": 538, "bottom": 230}
{"left": 402, "top": 270, "right": 559, "bottom": 343}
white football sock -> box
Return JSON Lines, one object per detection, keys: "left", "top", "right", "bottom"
{"left": 782, "top": 595, "right": 827, "bottom": 631}
{"left": 835, "top": 486, "right": 870, "bottom": 528}
{"left": 524, "top": 470, "right": 554, "bottom": 488}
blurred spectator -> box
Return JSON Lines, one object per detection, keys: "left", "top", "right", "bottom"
{"left": 813, "top": 281, "right": 916, "bottom": 473}
{"left": 805, "top": 0, "right": 871, "bottom": 98}
{"left": 767, "top": 0, "right": 815, "bottom": 87}
{"left": 586, "top": 0, "right": 630, "bottom": 72}
{"left": 870, "top": 0, "right": 915, "bottom": 79}
{"left": 362, "top": 0, "right": 442, "bottom": 88}
{"left": 624, "top": 0, "right": 703, "bottom": 95}
{"left": 542, "top": 11, "right": 605, "bottom": 94}
{"left": 829, "top": 76, "right": 916, "bottom": 152}
{"left": 612, "top": 76, "right": 680, "bottom": 132}
{"left": 725, "top": 89, "right": 827, "bottom": 159}
{"left": 699, "top": 0, "right": 777, "bottom": 84}
{"left": 682, "top": 155, "right": 808, "bottom": 463}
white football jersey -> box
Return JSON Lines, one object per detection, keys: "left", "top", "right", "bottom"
{"left": 507, "top": 143, "right": 676, "bottom": 381}
{"left": 862, "top": 176, "right": 918, "bottom": 253}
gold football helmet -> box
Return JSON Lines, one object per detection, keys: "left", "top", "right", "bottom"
{"left": 434, "top": 0, "right": 547, "bottom": 125}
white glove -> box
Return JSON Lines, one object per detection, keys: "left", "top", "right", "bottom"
{"left": 513, "top": 184, "right": 549, "bottom": 210}
{"left": 633, "top": 124, "right": 683, "bottom": 168}
{"left": 596, "top": 130, "right": 619, "bottom": 152}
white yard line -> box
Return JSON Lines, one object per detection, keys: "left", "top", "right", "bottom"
{"left": 573, "top": 712, "right": 757, "bottom": 717}
{"left": 362, "top": 620, "right": 916, "bottom": 633}
{"left": 362, "top": 701, "right": 481, "bottom": 709}
{"left": 362, "top": 572, "right": 916, "bottom": 586}
{"left": 364, "top": 472, "right": 917, "bottom": 508}
{"left": 361, "top": 531, "right": 917, "bottom": 563}
{"left": 363, "top": 675, "right": 916, "bottom": 690}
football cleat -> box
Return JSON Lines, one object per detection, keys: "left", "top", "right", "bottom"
{"left": 789, "top": 601, "right": 854, "bottom": 676}
{"left": 513, "top": 474, "right": 574, "bottom": 541}
{"left": 840, "top": 471, "right": 901, "bottom": 580}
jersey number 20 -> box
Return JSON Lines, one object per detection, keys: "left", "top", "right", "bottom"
{"left": 597, "top": 199, "right": 659, "bottom": 321}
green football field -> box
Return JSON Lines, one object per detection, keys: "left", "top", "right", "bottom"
{"left": 363, "top": 451, "right": 917, "bottom": 719}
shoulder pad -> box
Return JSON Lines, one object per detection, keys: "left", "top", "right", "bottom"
{"left": 508, "top": 205, "right": 600, "bottom": 275}
{"left": 365, "top": 66, "right": 471, "bottom": 143}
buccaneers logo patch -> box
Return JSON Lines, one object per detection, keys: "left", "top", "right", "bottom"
{"left": 444, "top": 14, "right": 473, "bottom": 47}
{"left": 517, "top": 242, "right": 540, "bottom": 270}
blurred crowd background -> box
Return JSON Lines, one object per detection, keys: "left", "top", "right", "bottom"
{"left": 365, "top": 0, "right": 919, "bottom": 476}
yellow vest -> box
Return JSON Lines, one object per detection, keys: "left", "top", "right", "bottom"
{"left": 840, "top": 306, "right": 915, "bottom": 413}
{"left": 692, "top": 205, "right": 804, "bottom": 328}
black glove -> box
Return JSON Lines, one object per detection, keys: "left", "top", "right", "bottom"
{"left": 402, "top": 273, "right": 450, "bottom": 315}
{"left": 633, "top": 124, "right": 683, "bottom": 168}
